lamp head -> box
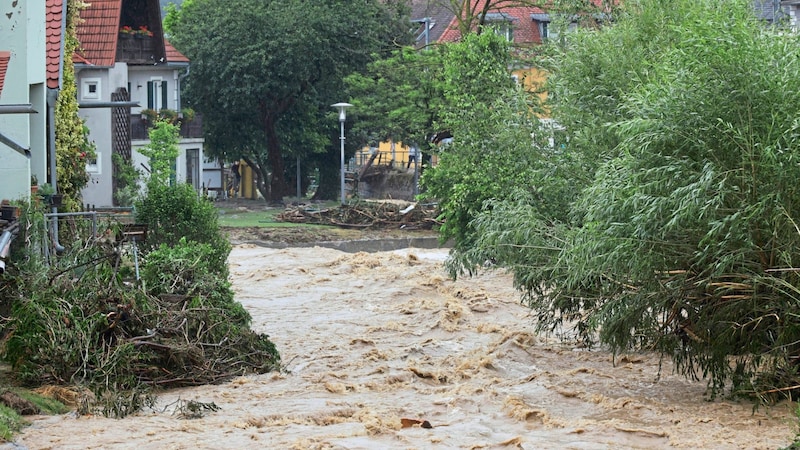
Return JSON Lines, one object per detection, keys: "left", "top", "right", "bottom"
{"left": 331, "top": 102, "right": 353, "bottom": 121}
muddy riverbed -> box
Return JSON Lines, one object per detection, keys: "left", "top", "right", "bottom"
{"left": 7, "top": 244, "right": 797, "bottom": 449}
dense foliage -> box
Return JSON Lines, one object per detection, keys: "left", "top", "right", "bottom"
{"left": 417, "top": 33, "right": 558, "bottom": 252}
{"left": 456, "top": 0, "right": 800, "bottom": 399}
{"left": 168, "top": 0, "right": 413, "bottom": 201}
{"left": 135, "top": 183, "right": 230, "bottom": 270}
{"left": 345, "top": 45, "right": 445, "bottom": 154}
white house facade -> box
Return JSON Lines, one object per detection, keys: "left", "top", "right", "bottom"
{"left": 75, "top": 0, "right": 204, "bottom": 208}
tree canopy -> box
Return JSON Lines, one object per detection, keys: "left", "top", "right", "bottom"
{"left": 169, "top": 0, "right": 412, "bottom": 201}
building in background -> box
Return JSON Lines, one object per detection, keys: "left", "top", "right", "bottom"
{"left": 76, "top": 0, "right": 204, "bottom": 207}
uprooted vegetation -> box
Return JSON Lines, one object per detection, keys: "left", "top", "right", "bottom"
{"left": 0, "top": 184, "right": 280, "bottom": 418}
{"left": 277, "top": 200, "right": 441, "bottom": 230}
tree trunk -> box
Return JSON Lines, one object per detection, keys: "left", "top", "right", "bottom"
{"left": 263, "top": 117, "right": 290, "bottom": 202}
{"left": 311, "top": 146, "right": 340, "bottom": 201}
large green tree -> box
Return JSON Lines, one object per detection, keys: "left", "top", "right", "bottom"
{"left": 345, "top": 45, "right": 446, "bottom": 154}
{"left": 169, "top": 0, "right": 411, "bottom": 201}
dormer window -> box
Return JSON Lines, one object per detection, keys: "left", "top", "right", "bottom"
{"left": 532, "top": 13, "right": 577, "bottom": 42}
{"left": 484, "top": 13, "right": 516, "bottom": 42}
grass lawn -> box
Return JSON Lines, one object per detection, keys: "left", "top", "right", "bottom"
{"left": 215, "top": 201, "right": 339, "bottom": 229}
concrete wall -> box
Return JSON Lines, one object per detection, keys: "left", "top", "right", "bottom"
{"left": 358, "top": 171, "right": 417, "bottom": 201}
{"left": 78, "top": 65, "right": 116, "bottom": 207}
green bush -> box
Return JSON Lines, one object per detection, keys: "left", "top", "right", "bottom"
{"left": 135, "top": 183, "right": 230, "bottom": 272}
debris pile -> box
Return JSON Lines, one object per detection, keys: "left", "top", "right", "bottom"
{"left": 277, "top": 201, "right": 441, "bottom": 230}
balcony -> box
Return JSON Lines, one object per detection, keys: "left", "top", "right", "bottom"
{"left": 130, "top": 113, "right": 204, "bottom": 140}
{"left": 116, "top": 34, "right": 160, "bottom": 64}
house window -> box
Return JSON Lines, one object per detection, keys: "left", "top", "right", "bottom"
{"left": 147, "top": 79, "right": 168, "bottom": 110}
{"left": 536, "top": 16, "right": 578, "bottom": 42}
{"left": 490, "top": 21, "right": 513, "bottom": 41}
{"left": 86, "top": 152, "right": 101, "bottom": 174}
{"left": 538, "top": 21, "right": 550, "bottom": 40}
{"left": 82, "top": 78, "right": 101, "bottom": 100}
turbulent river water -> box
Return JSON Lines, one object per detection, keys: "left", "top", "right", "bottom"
{"left": 6, "top": 244, "right": 797, "bottom": 449}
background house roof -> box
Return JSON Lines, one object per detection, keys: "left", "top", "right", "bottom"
{"left": 0, "top": 51, "right": 9, "bottom": 97}
{"left": 46, "top": 0, "right": 65, "bottom": 89}
{"left": 411, "top": 0, "right": 458, "bottom": 45}
{"left": 411, "top": 0, "right": 547, "bottom": 45}
{"left": 74, "top": 0, "right": 122, "bottom": 67}
{"left": 75, "top": 0, "right": 189, "bottom": 66}
{"left": 165, "top": 40, "right": 189, "bottom": 63}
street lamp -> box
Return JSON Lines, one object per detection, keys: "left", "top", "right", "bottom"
{"left": 332, "top": 102, "right": 353, "bottom": 205}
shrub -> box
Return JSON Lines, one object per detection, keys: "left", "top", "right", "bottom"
{"left": 135, "top": 183, "right": 230, "bottom": 272}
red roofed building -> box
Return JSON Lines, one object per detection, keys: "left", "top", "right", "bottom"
{"left": 409, "top": 0, "right": 614, "bottom": 117}
{"left": 75, "top": 0, "right": 204, "bottom": 207}
{"left": 411, "top": 0, "right": 614, "bottom": 47}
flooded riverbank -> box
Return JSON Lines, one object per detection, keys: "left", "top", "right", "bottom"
{"left": 7, "top": 245, "right": 796, "bottom": 449}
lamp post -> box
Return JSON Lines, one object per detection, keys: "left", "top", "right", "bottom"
{"left": 332, "top": 102, "right": 352, "bottom": 205}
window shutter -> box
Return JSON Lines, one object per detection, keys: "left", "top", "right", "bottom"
{"left": 147, "top": 81, "right": 154, "bottom": 109}
{"left": 161, "top": 81, "right": 168, "bottom": 109}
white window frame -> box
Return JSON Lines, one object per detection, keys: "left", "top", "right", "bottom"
{"left": 538, "top": 21, "right": 550, "bottom": 40}
{"left": 81, "top": 78, "right": 101, "bottom": 100}
{"left": 86, "top": 151, "right": 101, "bottom": 174}
{"left": 148, "top": 77, "right": 167, "bottom": 110}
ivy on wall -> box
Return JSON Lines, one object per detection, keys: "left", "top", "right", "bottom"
{"left": 55, "top": 0, "right": 96, "bottom": 212}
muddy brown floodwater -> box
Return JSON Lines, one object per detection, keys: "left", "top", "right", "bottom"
{"left": 7, "top": 245, "right": 798, "bottom": 449}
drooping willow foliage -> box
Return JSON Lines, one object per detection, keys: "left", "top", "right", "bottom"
{"left": 450, "top": 0, "right": 800, "bottom": 399}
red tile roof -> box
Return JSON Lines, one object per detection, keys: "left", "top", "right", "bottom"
{"left": 0, "top": 51, "right": 10, "bottom": 97}
{"left": 437, "top": 1, "right": 547, "bottom": 43}
{"left": 75, "top": 1, "right": 188, "bottom": 66}
{"left": 418, "top": 0, "right": 610, "bottom": 45}
{"left": 74, "top": 0, "right": 122, "bottom": 67}
{"left": 165, "top": 39, "right": 189, "bottom": 64}
{"left": 46, "top": 0, "right": 65, "bottom": 89}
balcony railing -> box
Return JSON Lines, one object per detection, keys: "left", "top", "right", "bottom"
{"left": 130, "top": 113, "right": 204, "bottom": 140}
{"left": 116, "top": 34, "right": 159, "bottom": 64}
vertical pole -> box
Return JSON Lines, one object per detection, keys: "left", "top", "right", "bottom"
{"left": 414, "top": 149, "right": 420, "bottom": 196}
{"left": 296, "top": 155, "right": 301, "bottom": 200}
{"left": 132, "top": 241, "right": 140, "bottom": 281}
{"left": 340, "top": 118, "right": 346, "bottom": 205}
